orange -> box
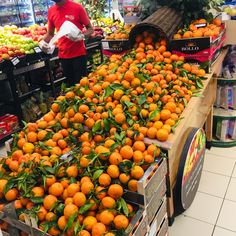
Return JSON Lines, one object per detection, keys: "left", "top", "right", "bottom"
{"left": 160, "top": 109, "right": 171, "bottom": 121}
{"left": 49, "top": 182, "right": 64, "bottom": 197}
{"left": 64, "top": 203, "right": 78, "bottom": 219}
{"left": 67, "top": 183, "right": 80, "bottom": 197}
{"left": 58, "top": 139, "right": 67, "bottom": 149}
{"left": 23, "top": 142, "right": 35, "bottom": 154}
{"left": 78, "top": 230, "right": 91, "bottom": 236}
{"left": 128, "top": 179, "right": 138, "bottom": 192}
{"left": 81, "top": 181, "right": 94, "bottom": 195}
{"left": 5, "top": 188, "right": 18, "bottom": 201}
{"left": 27, "top": 131, "right": 38, "bottom": 143}
{"left": 37, "top": 206, "right": 47, "bottom": 221}
{"left": 133, "top": 150, "right": 143, "bottom": 163}
{"left": 45, "top": 212, "right": 56, "bottom": 222}
{"left": 46, "top": 175, "right": 56, "bottom": 187}
{"left": 65, "top": 197, "right": 73, "bottom": 205}
{"left": 32, "top": 186, "right": 44, "bottom": 197}
{"left": 119, "top": 173, "right": 130, "bottom": 184}
{"left": 109, "top": 152, "right": 122, "bottom": 165}
{"left": 51, "top": 103, "right": 59, "bottom": 113}
{"left": 0, "top": 179, "right": 7, "bottom": 193}
{"left": 101, "top": 196, "right": 116, "bottom": 209}
{"left": 91, "top": 222, "right": 106, "bottom": 236}
{"left": 99, "top": 210, "right": 114, "bottom": 225}
{"left": 37, "top": 130, "right": 48, "bottom": 141}
{"left": 65, "top": 91, "right": 75, "bottom": 100}
{"left": 9, "top": 160, "right": 19, "bottom": 171}
{"left": 73, "top": 192, "right": 86, "bottom": 207}
{"left": 107, "top": 184, "right": 123, "bottom": 200}
{"left": 80, "top": 156, "right": 90, "bottom": 168}
{"left": 156, "top": 128, "right": 169, "bottom": 141}
{"left": 52, "top": 132, "right": 63, "bottom": 142}
{"left": 98, "top": 173, "right": 111, "bottom": 187}
{"left": 95, "top": 186, "right": 106, "bottom": 200}
{"left": 147, "top": 127, "right": 158, "bottom": 139}
{"left": 114, "top": 113, "right": 126, "bottom": 124}
{"left": 66, "top": 165, "right": 78, "bottom": 178}
{"left": 113, "top": 215, "right": 129, "bottom": 229}
{"left": 58, "top": 215, "right": 67, "bottom": 230}
{"left": 147, "top": 144, "right": 160, "bottom": 157}
{"left": 120, "top": 145, "right": 133, "bottom": 159}
{"left": 131, "top": 166, "right": 144, "bottom": 180}
{"left": 133, "top": 141, "right": 146, "bottom": 152}
{"left": 107, "top": 165, "right": 120, "bottom": 179}
{"left": 79, "top": 104, "right": 89, "bottom": 114}
{"left": 83, "top": 216, "right": 97, "bottom": 231}
{"left": 43, "top": 195, "right": 57, "bottom": 210}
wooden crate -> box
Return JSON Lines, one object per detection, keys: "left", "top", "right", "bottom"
{"left": 125, "top": 207, "right": 148, "bottom": 236}
{"left": 0, "top": 203, "right": 50, "bottom": 236}
{"left": 146, "top": 212, "right": 169, "bottom": 236}
{"left": 146, "top": 179, "right": 167, "bottom": 225}
{"left": 137, "top": 158, "right": 167, "bottom": 206}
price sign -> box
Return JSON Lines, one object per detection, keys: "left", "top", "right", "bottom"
{"left": 11, "top": 57, "right": 20, "bottom": 66}
{"left": 34, "top": 46, "right": 42, "bottom": 53}
{"left": 110, "top": 26, "right": 117, "bottom": 32}
{"left": 195, "top": 23, "right": 207, "bottom": 28}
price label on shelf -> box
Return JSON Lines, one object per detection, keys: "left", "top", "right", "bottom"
{"left": 11, "top": 57, "right": 20, "bottom": 66}
{"left": 110, "top": 26, "right": 117, "bottom": 32}
{"left": 34, "top": 47, "right": 42, "bottom": 53}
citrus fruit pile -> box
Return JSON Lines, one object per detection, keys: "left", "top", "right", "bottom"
{"left": 105, "top": 24, "right": 134, "bottom": 40}
{"left": 0, "top": 31, "right": 206, "bottom": 235}
{"left": 174, "top": 18, "right": 223, "bottom": 39}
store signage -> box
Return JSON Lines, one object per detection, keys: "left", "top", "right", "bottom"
{"left": 174, "top": 128, "right": 206, "bottom": 214}
{"left": 11, "top": 57, "right": 20, "bottom": 66}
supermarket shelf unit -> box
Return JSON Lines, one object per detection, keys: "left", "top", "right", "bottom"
{"left": 0, "top": 39, "right": 103, "bottom": 133}
{"left": 212, "top": 77, "right": 236, "bottom": 147}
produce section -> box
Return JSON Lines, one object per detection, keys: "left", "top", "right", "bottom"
{"left": 0, "top": 1, "right": 234, "bottom": 236}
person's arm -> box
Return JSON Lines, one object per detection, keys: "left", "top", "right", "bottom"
{"left": 83, "top": 22, "right": 94, "bottom": 39}
{"left": 43, "top": 26, "right": 55, "bottom": 43}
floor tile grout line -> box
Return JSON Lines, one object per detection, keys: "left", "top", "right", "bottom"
{"left": 213, "top": 162, "right": 236, "bottom": 232}
{"left": 197, "top": 190, "right": 226, "bottom": 200}
{"left": 202, "top": 169, "right": 232, "bottom": 178}
{"left": 216, "top": 225, "right": 236, "bottom": 234}
{"left": 181, "top": 214, "right": 215, "bottom": 226}
{"left": 206, "top": 151, "right": 236, "bottom": 160}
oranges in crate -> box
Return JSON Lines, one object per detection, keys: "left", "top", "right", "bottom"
{"left": 174, "top": 18, "right": 223, "bottom": 39}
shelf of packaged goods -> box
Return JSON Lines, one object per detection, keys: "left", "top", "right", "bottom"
{"left": 213, "top": 107, "right": 236, "bottom": 118}
{"left": 211, "top": 138, "right": 236, "bottom": 148}
{"left": 217, "top": 77, "right": 236, "bottom": 83}
{"left": 19, "top": 87, "right": 41, "bottom": 100}
{"left": 0, "top": 127, "right": 21, "bottom": 145}
{"left": 0, "top": 13, "right": 18, "bottom": 17}
{"left": 0, "top": 4, "right": 17, "bottom": 7}
{"left": 13, "top": 61, "right": 45, "bottom": 76}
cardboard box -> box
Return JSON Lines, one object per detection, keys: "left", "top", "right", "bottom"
{"left": 102, "top": 39, "right": 130, "bottom": 52}
{"left": 170, "top": 25, "right": 226, "bottom": 72}
{"left": 224, "top": 20, "right": 236, "bottom": 45}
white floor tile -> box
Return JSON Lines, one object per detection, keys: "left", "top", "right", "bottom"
{"left": 169, "top": 215, "right": 214, "bottom": 236}
{"left": 203, "top": 153, "right": 235, "bottom": 176}
{"left": 217, "top": 200, "right": 236, "bottom": 232}
{"left": 226, "top": 178, "right": 236, "bottom": 202}
{"left": 233, "top": 166, "right": 236, "bottom": 178}
{"left": 183, "top": 192, "right": 223, "bottom": 224}
{"left": 213, "top": 227, "right": 236, "bottom": 236}
{"left": 207, "top": 147, "right": 236, "bottom": 160}
{"left": 198, "top": 171, "right": 230, "bottom": 198}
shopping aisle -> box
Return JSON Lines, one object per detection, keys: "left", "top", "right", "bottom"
{"left": 170, "top": 147, "right": 236, "bottom": 236}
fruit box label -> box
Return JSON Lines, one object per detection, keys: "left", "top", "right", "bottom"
{"left": 171, "top": 37, "right": 211, "bottom": 54}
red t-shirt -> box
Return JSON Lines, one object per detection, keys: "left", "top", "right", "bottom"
{"left": 48, "top": 0, "right": 90, "bottom": 59}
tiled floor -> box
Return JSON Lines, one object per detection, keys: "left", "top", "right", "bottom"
{"left": 170, "top": 147, "right": 236, "bottom": 236}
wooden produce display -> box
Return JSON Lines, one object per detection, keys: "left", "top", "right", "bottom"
{"left": 145, "top": 48, "right": 229, "bottom": 224}
{"left": 129, "top": 6, "right": 183, "bottom": 47}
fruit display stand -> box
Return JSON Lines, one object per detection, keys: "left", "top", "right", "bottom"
{"left": 144, "top": 48, "right": 229, "bottom": 224}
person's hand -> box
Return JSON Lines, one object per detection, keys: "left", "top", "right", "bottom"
{"left": 39, "top": 40, "right": 51, "bottom": 53}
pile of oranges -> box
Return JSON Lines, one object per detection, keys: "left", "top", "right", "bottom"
{"left": 0, "top": 31, "right": 206, "bottom": 236}
{"left": 105, "top": 24, "right": 134, "bottom": 40}
{"left": 174, "top": 18, "right": 223, "bottom": 39}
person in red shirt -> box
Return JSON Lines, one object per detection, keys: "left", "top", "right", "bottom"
{"left": 43, "top": 0, "right": 94, "bottom": 86}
